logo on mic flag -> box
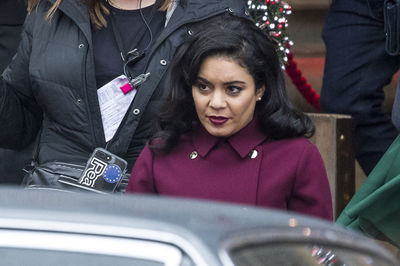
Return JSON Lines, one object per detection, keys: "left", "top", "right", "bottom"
{"left": 102, "top": 164, "right": 123, "bottom": 183}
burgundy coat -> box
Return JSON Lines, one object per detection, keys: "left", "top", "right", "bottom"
{"left": 127, "top": 120, "right": 333, "bottom": 221}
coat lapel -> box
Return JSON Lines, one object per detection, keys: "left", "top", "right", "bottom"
{"left": 47, "top": 0, "right": 92, "bottom": 44}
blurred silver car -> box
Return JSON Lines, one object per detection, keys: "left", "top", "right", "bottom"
{"left": 0, "top": 187, "right": 397, "bottom": 266}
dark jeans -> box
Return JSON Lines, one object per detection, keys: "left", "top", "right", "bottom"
{"left": 321, "top": 0, "right": 400, "bottom": 174}
{"left": 0, "top": 24, "right": 32, "bottom": 184}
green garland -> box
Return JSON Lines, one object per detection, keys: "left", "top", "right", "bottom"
{"left": 247, "top": 0, "right": 293, "bottom": 66}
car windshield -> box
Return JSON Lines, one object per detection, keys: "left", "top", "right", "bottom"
{"left": 229, "top": 243, "right": 393, "bottom": 266}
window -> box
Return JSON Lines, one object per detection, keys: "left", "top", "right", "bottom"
{"left": 0, "top": 229, "right": 183, "bottom": 266}
{"left": 229, "top": 243, "right": 393, "bottom": 266}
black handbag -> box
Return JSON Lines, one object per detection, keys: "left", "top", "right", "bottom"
{"left": 21, "top": 131, "right": 86, "bottom": 191}
{"left": 21, "top": 133, "right": 128, "bottom": 193}
{"left": 384, "top": 0, "right": 400, "bottom": 55}
{"left": 22, "top": 160, "right": 86, "bottom": 190}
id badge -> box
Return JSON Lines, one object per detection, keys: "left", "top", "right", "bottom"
{"left": 78, "top": 148, "right": 128, "bottom": 193}
{"left": 98, "top": 75, "right": 137, "bottom": 142}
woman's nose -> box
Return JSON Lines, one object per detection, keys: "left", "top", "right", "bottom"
{"left": 209, "top": 91, "right": 226, "bottom": 109}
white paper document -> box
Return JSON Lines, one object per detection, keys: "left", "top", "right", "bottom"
{"left": 97, "top": 75, "right": 137, "bottom": 142}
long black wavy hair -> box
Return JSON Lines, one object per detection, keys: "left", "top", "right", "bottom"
{"left": 149, "top": 15, "right": 314, "bottom": 153}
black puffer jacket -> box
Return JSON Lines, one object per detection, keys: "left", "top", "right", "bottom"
{"left": 0, "top": 0, "right": 248, "bottom": 179}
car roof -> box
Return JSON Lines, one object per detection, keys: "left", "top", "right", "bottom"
{"left": 0, "top": 187, "right": 396, "bottom": 265}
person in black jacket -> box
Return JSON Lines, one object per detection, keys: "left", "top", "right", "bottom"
{"left": 0, "top": 0, "right": 30, "bottom": 184}
{"left": 321, "top": 0, "right": 400, "bottom": 175}
{"left": 0, "top": 0, "right": 247, "bottom": 192}
{"left": 322, "top": 1, "right": 400, "bottom": 256}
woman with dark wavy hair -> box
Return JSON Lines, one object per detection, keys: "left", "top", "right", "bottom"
{"left": 127, "top": 16, "right": 333, "bottom": 220}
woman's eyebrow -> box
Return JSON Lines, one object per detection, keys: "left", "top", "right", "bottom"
{"left": 197, "top": 76, "right": 246, "bottom": 85}
{"left": 196, "top": 76, "right": 210, "bottom": 84}
{"left": 223, "top": 81, "right": 246, "bottom": 85}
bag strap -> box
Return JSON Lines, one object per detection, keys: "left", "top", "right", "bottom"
{"left": 21, "top": 129, "right": 42, "bottom": 185}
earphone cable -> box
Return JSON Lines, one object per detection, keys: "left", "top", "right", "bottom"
{"left": 139, "top": 0, "right": 154, "bottom": 53}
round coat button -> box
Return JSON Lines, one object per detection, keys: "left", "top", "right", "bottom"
{"left": 77, "top": 98, "right": 82, "bottom": 104}
{"left": 160, "top": 59, "right": 167, "bottom": 66}
{"left": 78, "top": 43, "right": 85, "bottom": 49}
{"left": 133, "top": 108, "right": 140, "bottom": 115}
{"left": 188, "top": 29, "right": 194, "bottom": 35}
{"left": 228, "top": 8, "right": 234, "bottom": 13}
{"left": 248, "top": 149, "right": 258, "bottom": 159}
{"left": 190, "top": 151, "right": 198, "bottom": 159}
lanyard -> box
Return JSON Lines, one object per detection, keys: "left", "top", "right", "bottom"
{"left": 108, "top": 2, "right": 160, "bottom": 94}
{"left": 108, "top": 2, "right": 159, "bottom": 64}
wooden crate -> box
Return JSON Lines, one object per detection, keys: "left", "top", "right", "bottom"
{"left": 307, "top": 113, "right": 355, "bottom": 219}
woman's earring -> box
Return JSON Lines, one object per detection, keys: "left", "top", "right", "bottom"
{"left": 257, "top": 97, "right": 262, "bottom": 101}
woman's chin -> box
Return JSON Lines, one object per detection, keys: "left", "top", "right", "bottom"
{"left": 205, "top": 127, "right": 233, "bottom": 138}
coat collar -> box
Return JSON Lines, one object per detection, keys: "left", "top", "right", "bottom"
{"left": 192, "top": 118, "right": 268, "bottom": 159}
{"left": 46, "top": 0, "right": 92, "bottom": 43}
{"left": 46, "top": 0, "right": 89, "bottom": 25}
